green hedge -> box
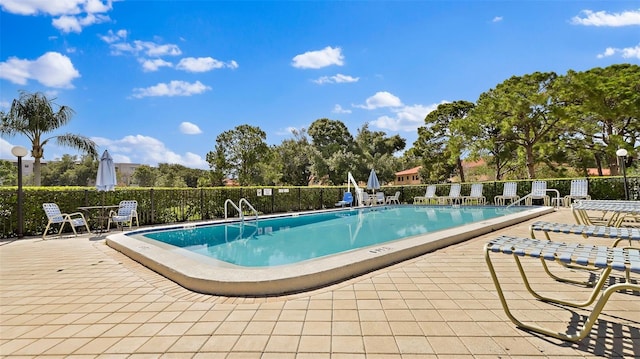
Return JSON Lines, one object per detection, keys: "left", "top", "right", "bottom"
{"left": 1, "top": 176, "right": 637, "bottom": 238}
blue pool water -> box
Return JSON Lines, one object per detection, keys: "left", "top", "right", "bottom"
{"left": 137, "top": 205, "right": 527, "bottom": 267}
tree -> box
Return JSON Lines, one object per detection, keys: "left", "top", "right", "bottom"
{"left": 467, "top": 92, "right": 520, "bottom": 180}
{"left": 355, "top": 124, "right": 405, "bottom": 183}
{"left": 308, "top": 118, "right": 357, "bottom": 184}
{"left": 0, "top": 91, "right": 98, "bottom": 186}
{"left": 131, "top": 165, "right": 158, "bottom": 187}
{"left": 206, "top": 124, "right": 270, "bottom": 186}
{"left": 272, "top": 128, "right": 313, "bottom": 186}
{"left": 413, "top": 101, "right": 474, "bottom": 182}
{"left": 40, "top": 154, "right": 97, "bottom": 186}
{"left": 0, "top": 160, "right": 17, "bottom": 186}
{"left": 473, "top": 72, "right": 564, "bottom": 179}
{"left": 556, "top": 64, "right": 640, "bottom": 175}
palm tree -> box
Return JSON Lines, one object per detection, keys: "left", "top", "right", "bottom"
{"left": 1, "top": 90, "right": 98, "bottom": 186}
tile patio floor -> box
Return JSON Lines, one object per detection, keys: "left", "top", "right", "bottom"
{"left": 1, "top": 208, "right": 638, "bottom": 358}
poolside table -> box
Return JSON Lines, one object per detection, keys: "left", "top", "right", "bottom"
{"left": 78, "top": 205, "right": 119, "bottom": 233}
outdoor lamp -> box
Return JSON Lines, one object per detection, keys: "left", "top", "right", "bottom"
{"left": 616, "top": 148, "right": 629, "bottom": 200}
{"left": 11, "top": 146, "right": 28, "bottom": 239}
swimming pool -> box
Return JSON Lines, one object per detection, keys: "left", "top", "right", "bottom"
{"left": 107, "top": 205, "right": 553, "bottom": 296}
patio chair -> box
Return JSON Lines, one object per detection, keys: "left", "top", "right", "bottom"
{"left": 437, "top": 183, "right": 462, "bottom": 205}
{"left": 385, "top": 191, "right": 401, "bottom": 204}
{"left": 463, "top": 183, "right": 486, "bottom": 205}
{"left": 485, "top": 235, "right": 640, "bottom": 341}
{"left": 42, "top": 203, "right": 91, "bottom": 239}
{"left": 335, "top": 191, "right": 354, "bottom": 207}
{"left": 563, "top": 179, "right": 590, "bottom": 207}
{"left": 107, "top": 200, "right": 139, "bottom": 231}
{"left": 375, "top": 192, "right": 385, "bottom": 205}
{"left": 525, "top": 180, "right": 549, "bottom": 206}
{"left": 414, "top": 185, "right": 437, "bottom": 204}
{"left": 494, "top": 182, "right": 519, "bottom": 205}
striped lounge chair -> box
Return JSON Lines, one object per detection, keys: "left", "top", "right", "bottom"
{"left": 485, "top": 235, "right": 639, "bottom": 341}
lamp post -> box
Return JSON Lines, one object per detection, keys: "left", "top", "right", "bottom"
{"left": 616, "top": 148, "right": 629, "bottom": 201}
{"left": 11, "top": 146, "right": 28, "bottom": 239}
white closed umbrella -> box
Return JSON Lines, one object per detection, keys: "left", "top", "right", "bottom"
{"left": 96, "top": 150, "right": 117, "bottom": 191}
{"left": 367, "top": 168, "right": 380, "bottom": 194}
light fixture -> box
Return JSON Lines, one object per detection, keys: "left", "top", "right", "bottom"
{"left": 616, "top": 148, "right": 629, "bottom": 200}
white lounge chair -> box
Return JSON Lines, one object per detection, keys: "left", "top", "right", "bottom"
{"left": 530, "top": 220, "right": 639, "bottom": 248}
{"left": 572, "top": 200, "right": 640, "bottom": 227}
{"left": 494, "top": 182, "right": 519, "bottom": 205}
{"left": 107, "top": 200, "right": 139, "bottom": 231}
{"left": 525, "top": 180, "right": 549, "bottom": 206}
{"left": 463, "top": 183, "right": 486, "bottom": 205}
{"left": 385, "top": 191, "right": 401, "bottom": 204}
{"left": 437, "top": 183, "right": 462, "bottom": 205}
{"left": 414, "top": 185, "right": 437, "bottom": 204}
{"left": 42, "top": 203, "right": 91, "bottom": 239}
{"left": 563, "top": 179, "right": 590, "bottom": 207}
{"left": 485, "top": 235, "right": 640, "bottom": 342}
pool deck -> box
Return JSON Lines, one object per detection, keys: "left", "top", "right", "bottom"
{"left": 1, "top": 207, "right": 638, "bottom": 358}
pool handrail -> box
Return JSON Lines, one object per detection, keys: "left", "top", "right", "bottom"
{"left": 507, "top": 189, "right": 560, "bottom": 208}
{"left": 239, "top": 198, "right": 259, "bottom": 221}
{"left": 224, "top": 198, "right": 259, "bottom": 222}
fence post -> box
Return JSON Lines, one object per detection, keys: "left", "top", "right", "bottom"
{"left": 150, "top": 188, "right": 155, "bottom": 224}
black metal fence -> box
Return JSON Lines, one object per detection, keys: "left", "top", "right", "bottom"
{"left": 1, "top": 176, "right": 638, "bottom": 239}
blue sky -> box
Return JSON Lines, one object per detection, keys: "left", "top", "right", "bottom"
{"left": 1, "top": 1, "right": 639, "bottom": 170}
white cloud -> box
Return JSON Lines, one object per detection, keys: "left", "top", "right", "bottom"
{"left": 52, "top": 12, "right": 110, "bottom": 33}
{"left": 140, "top": 58, "right": 173, "bottom": 72}
{"left": 355, "top": 91, "right": 403, "bottom": 110}
{"left": 92, "top": 135, "right": 209, "bottom": 169}
{"left": 131, "top": 80, "right": 211, "bottom": 98}
{"left": 179, "top": 122, "right": 202, "bottom": 135}
{"left": 0, "top": 0, "right": 114, "bottom": 33}
{"left": 176, "top": 57, "right": 239, "bottom": 72}
{"left": 313, "top": 73, "right": 359, "bottom": 84}
{"left": 292, "top": 46, "right": 344, "bottom": 69}
{"left": 103, "top": 35, "right": 182, "bottom": 57}
{"left": 0, "top": 51, "right": 80, "bottom": 88}
{"left": 571, "top": 9, "right": 640, "bottom": 26}
{"left": 100, "top": 29, "right": 127, "bottom": 43}
{"left": 492, "top": 16, "right": 503, "bottom": 23}
{"left": 332, "top": 104, "right": 352, "bottom": 114}
{"left": 597, "top": 44, "right": 640, "bottom": 59}
{"left": 370, "top": 103, "right": 442, "bottom": 132}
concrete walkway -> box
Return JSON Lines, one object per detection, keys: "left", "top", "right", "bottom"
{"left": 1, "top": 208, "right": 638, "bottom": 358}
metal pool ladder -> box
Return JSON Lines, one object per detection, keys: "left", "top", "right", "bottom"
{"left": 224, "top": 198, "right": 259, "bottom": 223}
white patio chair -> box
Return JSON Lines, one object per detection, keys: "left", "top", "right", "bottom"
{"left": 525, "top": 180, "right": 550, "bottom": 206}
{"left": 107, "top": 200, "right": 139, "bottom": 231}
{"left": 385, "top": 191, "right": 401, "bottom": 204}
{"left": 414, "top": 185, "right": 437, "bottom": 204}
{"left": 564, "top": 179, "right": 590, "bottom": 207}
{"left": 437, "top": 183, "right": 462, "bottom": 205}
{"left": 494, "top": 182, "right": 519, "bottom": 205}
{"left": 463, "top": 183, "right": 486, "bottom": 205}
{"left": 42, "top": 203, "right": 91, "bottom": 239}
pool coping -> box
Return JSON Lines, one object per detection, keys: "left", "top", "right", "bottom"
{"left": 106, "top": 205, "right": 554, "bottom": 297}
